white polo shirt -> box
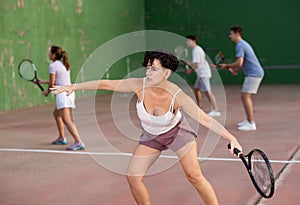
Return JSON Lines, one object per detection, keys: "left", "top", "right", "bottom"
{"left": 192, "top": 45, "right": 211, "bottom": 78}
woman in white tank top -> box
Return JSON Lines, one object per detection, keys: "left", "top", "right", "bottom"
{"left": 51, "top": 51, "right": 243, "bottom": 205}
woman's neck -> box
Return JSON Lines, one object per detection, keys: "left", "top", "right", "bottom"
{"left": 149, "top": 79, "right": 169, "bottom": 94}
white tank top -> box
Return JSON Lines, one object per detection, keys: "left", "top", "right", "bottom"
{"left": 136, "top": 78, "right": 182, "bottom": 135}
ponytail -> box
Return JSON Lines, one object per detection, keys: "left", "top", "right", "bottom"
{"left": 50, "top": 45, "right": 70, "bottom": 71}
{"left": 61, "top": 50, "right": 70, "bottom": 70}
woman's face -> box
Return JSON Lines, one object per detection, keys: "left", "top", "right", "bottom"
{"left": 146, "top": 58, "right": 170, "bottom": 85}
{"left": 48, "top": 49, "right": 55, "bottom": 61}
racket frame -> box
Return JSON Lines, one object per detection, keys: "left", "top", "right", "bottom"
{"left": 18, "top": 59, "right": 44, "bottom": 91}
{"left": 240, "top": 149, "right": 275, "bottom": 198}
{"left": 229, "top": 144, "right": 275, "bottom": 198}
{"left": 174, "top": 46, "right": 193, "bottom": 72}
{"left": 213, "top": 51, "right": 225, "bottom": 69}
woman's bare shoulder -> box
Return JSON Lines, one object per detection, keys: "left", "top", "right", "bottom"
{"left": 125, "top": 78, "right": 143, "bottom": 91}
{"left": 166, "top": 81, "right": 182, "bottom": 94}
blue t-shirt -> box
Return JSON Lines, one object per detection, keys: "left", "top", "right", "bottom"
{"left": 236, "top": 40, "right": 264, "bottom": 78}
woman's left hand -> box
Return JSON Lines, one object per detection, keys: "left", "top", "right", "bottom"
{"left": 43, "top": 90, "right": 49, "bottom": 97}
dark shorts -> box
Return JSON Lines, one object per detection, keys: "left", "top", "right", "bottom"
{"left": 139, "top": 116, "right": 197, "bottom": 152}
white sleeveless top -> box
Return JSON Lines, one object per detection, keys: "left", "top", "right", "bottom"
{"left": 136, "top": 78, "right": 182, "bottom": 135}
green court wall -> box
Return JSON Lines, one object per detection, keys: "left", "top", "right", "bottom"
{"left": 1, "top": 0, "right": 299, "bottom": 111}
{"left": 0, "top": 0, "right": 144, "bottom": 111}
{"left": 145, "top": 0, "right": 300, "bottom": 85}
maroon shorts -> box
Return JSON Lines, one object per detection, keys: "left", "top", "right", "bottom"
{"left": 139, "top": 116, "right": 197, "bottom": 152}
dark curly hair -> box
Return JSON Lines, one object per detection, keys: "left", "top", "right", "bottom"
{"left": 142, "top": 50, "right": 179, "bottom": 72}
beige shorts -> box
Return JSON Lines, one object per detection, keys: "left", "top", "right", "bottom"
{"left": 242, "top": 76, "right": 263, "bottom": 94}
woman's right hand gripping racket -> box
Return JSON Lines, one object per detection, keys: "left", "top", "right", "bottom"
{"left": 18, "top": 59, "right": 44, "bottom": 91}
{"left": 228, "top": 144, "right": 275, "bottom": 198}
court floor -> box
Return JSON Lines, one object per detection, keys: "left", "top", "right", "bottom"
{"left": 0, "top": 85, "right": 299, "bottom": 205}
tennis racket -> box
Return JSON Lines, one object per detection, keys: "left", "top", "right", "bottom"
{"left": 214, "top": 51, "right": 225, "bottom": 68}
{"left": 174, "top": 46, "right": 192, "bottom": 72}
{"left": 206, "top": 48, "right": 225, "bottom": 69}
{"left": 18, "top": 59, "right": 44, "bottom": 91}
{"left": 228, "top": 144, "right": 275, "bottom": 198}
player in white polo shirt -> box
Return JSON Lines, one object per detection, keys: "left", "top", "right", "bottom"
{"left": 186, "top": 35, "right": 220, "bottom": 117}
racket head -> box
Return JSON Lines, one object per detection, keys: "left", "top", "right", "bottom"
{"left": 18, "top": 59, "right": 36, "bottom": 81}
{"left": 248, "top": 149, "right": 275, "bottom": 198}
{"left": 214, "top": 51, "right": 225, "bottom": 65}
{"left": 206, "top": 48, "right": 225, "bottom": 68}
{"left": 174, "top": 46, "right": 188, "bottom": 61}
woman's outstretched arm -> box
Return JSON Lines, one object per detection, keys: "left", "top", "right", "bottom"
{"left": 50, "top": 78, "right": 141, "bottom": 95}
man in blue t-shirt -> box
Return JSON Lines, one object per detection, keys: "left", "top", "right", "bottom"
{"left": 220, "top": 26, "right": 264, "bottom": 131}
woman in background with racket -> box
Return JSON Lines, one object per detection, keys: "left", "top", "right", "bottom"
{"left": 39, "top": 46, "right": 85, "bottom": 150}
{"left": 51, "top": 51, "right": 242, "bottom": 205}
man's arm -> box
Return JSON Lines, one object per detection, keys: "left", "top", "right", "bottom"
{"left": 220, "top": 57, "right": 243, "bottom": 69}
{"left": 183, "top": 60, "right": 199, "bottom": 70}
{"left": 184, "top": 60, "right": 199, "bottom": 74}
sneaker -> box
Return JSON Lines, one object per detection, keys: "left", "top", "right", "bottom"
{"left": 52, "top": 137, "right": 67, "bottom": 145}
{"left": 237, "top": 120, "right": 248, "bottom": 127}
{"left": 66, "top": 142, "right": 85, "bottom": 151}
{"left": 207, "top": 110, "right": 221, "bottom": 117}
{"left": 237, "top": 121, "right": 256, "bottom": 131}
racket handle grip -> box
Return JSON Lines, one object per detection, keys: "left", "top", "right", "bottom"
{"left": 37, "top": 83, "right": 45, "bottom": 91}
{"left": 227, "top": 143, "right": 241, "bottom": 155}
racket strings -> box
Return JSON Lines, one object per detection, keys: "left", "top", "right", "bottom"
{"left": 214, "top": 52, "right": 224, "bottom": 64}
{"left": 215, "top": 54, "right": 222, "bottom": 64}
{"left": 251, "top": 152, "right": 272, "bottom": 195}
{"left": 174, "top": 46, "right": 188, "bottom": 60}
{"left": 19, "top": 61, "right": 35, "bottom": 80}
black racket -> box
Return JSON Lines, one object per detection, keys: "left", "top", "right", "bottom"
{"left": 18, "top": 59, "right": 44, "bottom": 91}
{"left": 228, "top": 144, "right": 275, "bottom": 198}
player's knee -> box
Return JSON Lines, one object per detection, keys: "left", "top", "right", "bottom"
{"left": 204, "top": 91, "right": 211, "bottom": 96}
{"left": 185, "top": 171, "right": 204, "bottom": 185}
{"left": 241, "top": 94, "right": 246, "bottom": 101}
{"left": 126, "top": 175, "right": 144, "bottom": 186}
{"left": 241, "top": 93, "right": 251, "bottom": 98}
{"left": 62, "top": 117, "right": 72, "bottom": 126}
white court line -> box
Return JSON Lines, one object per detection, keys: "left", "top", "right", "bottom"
{"left": 1, "top": 148, "right": 300, "bottom": 164}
